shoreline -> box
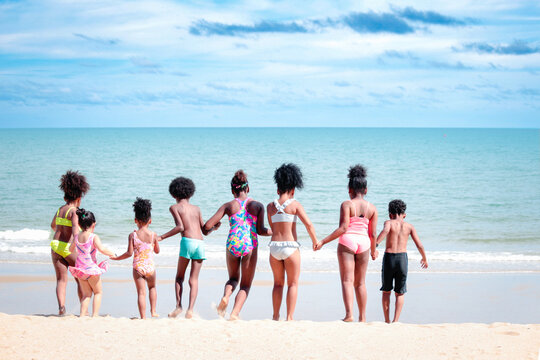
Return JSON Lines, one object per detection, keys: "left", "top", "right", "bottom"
{"left": 1, "top": 263, "right": 539, "bottom": 324}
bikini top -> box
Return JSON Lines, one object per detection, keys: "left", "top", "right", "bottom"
{"left": 271, "top": 199, "right": 297, "bottom": 223}
{"left": 55, "top": 207, "right": 76, "bottom": 227}
{"left": 346, "top": 200, "right": 370, "bottom": 235}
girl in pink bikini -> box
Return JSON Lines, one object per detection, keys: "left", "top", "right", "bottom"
{"left": 112, "top": 198, "right": 160, "bottom": 319}
{"left": 315, "top": 165, "right": 378, "bottom": 322}
{"left": 69, "top": 208, "right": 115, "bottom": 317}
{"left": 204, "top": 170, "right": 271, "bottom": 320}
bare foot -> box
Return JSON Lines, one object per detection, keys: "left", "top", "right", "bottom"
{"left": 58, "top": 306, "right": 66, "bottom": 316}
{"left": 229, "top": 314, "right": 239, "bottom": 321}
{"left": 151, "top": 312, "right": 159, "bottom": 318}
{"left": 272, "top": 315, "right": 279, "bottom": 321}
{"left": 342, "top": 317, "right": 354, "bottom": 322}
{"left": 168, "top": 307, "right": 183, "bottom": 318}
{"left": 185, "top": 310, "right": 193, "bottom": 319}
{"left": 217, "top": 297, "right": 228, "bottom": 317}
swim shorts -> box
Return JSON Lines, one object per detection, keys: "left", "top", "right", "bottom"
{"left": 380, "top": 252, "right": 408, "bottom": 294}
{"left": 179, "top": 237, "right": 206, "bottom": 260}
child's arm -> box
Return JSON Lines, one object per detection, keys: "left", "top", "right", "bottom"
{"left": 410, "top": 225, "right": 428, "bottom": 269}
{"left": 295, "top": 203, "right": 318, "bottom": 250}
{"left": 111, "top": 233, "right": 134, "bottom": 260}
{"left": 316, "top": 202, "right": 349, "bottom": 250}
{"left": 93, "top": 235, "right": 115, "bottom": 257}
{"left": 70, "top": 210, "right": 80, "bottom": 242}
{"left": 153, "top": 232, "right": 160, "bottom": 254}
{"left": 255, "top": 202, "right": 272, "bottom": 236}
{"left": 376, "top": 221, "right": 390, "bottom": 246}
{"left": 50, "top": 213, "right": 56, "bottom": 231}
{"left": 203, "top": 205, "right": 226, "bottom": 235}
{"left": 368, "top": 206, "right": 378, "bottom": 260}
{"left": 159, "top": 206, "right": 185, "bottom": 241}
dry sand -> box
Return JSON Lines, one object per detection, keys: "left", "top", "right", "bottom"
{"left": 1, "top": 313, "right": 538, "bottom": 360}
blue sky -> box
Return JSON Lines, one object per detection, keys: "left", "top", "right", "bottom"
{"left": 0, "top": 0, "right": 539, "bottom": 127}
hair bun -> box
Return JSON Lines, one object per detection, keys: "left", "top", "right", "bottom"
{"left": 76, "top": 208, "right": 86, "bottom": 217}
{"left": 234, "top": 170, "right": 248, "bottom": 184}
{"left": 348, "top": 165, "right": 367, "bottom": 179}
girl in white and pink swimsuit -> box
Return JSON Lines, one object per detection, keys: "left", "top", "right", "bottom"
{"left": 315, "top": 165, "right": 378, "bottom": 322}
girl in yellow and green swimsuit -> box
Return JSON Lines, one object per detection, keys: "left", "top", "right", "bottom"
{"left": 49, "top": 170, "right": 90, "bottom": 315}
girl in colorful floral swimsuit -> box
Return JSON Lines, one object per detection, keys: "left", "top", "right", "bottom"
{"left": 204, "top": 170, "right": 271, "bottom": 320}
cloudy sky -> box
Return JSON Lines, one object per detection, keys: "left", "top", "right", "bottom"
{"left": 0, "top": 0, "right": 539, "bottom": 127}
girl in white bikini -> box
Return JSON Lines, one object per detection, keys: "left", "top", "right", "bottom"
{"left": 267, "top": 163, "right": 318, "bottom": 321}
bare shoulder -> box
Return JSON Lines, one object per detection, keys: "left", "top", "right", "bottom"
{"left": 405, "top": 222, "right": 416, "bottom": 233}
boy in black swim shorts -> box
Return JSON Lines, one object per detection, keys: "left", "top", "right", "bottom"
{"left": 376, "top": 199, "right": 428, "bottom": 323}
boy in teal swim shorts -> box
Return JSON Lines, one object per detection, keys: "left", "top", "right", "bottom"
{"left": 158, "top": 177, "right": 220, "bottom": 319}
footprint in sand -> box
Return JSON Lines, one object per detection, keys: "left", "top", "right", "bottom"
{"left": 500, "top": 331, "right": 520, "bottom": 336}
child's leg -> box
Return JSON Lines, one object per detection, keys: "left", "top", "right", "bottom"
{"left": 65, "top": 252, "right": 83, "bottom": 302}
{"left": 147, "top": 271, "right": 158, "bottom": 317}
{"left": 393, "top": 293, "right": 405, "bottom": 322}
{"left": 218, "top": 251, "right": 241, "bottom": 316}
{"left": 51, "top": 251, "right": 69, "bottom": 315}
{"left": 269, "top": 254, "right": 285, "bottom": 321}
{"left": 230, "top": 247, "right": 258, "bottom": 320}
{"left": 337, "top": 244, "right": 355, "bottom": 322}
{"left": 185, "top": 259, "right": 203, "bottom": 319}
{"left": 88, "top": 275, "right": 102, "bottom": 317}
{"left": 78, "top": 279, "right": 92, "bottom": 317}
{"left": 283, "top": 250, "right": 300, "bottom": 321}
{"left": 382, "top": 291, "right": 391, "bottom": 323}
{"left": 353, "top": 249, "right": 370, "bottom": 322}
{"left": 133, "top": 269, "right": 147, "bottom": 319}
{"left": 169, "top": 257, "right": 190, "bottom": 318}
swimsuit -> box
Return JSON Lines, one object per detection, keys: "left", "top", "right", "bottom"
{"left": 269, "top": 199, "right": 299, "bottom": 260}
{"left": 380, "top": 252, "right": 408, "bottom": 294}
{"left": 179, "top": 237, "right": 205, "bottom": 260}
{"left": 338, "top": 201, "right": 371, "bottom": 254}
{"left": 227, "top": 198, "right": 258, "bottom": 257}
{"left": 133, "top": 231, "right": 155, "bottom": 276}
{"left": 69, "top": 233, "right": 108, "bottom": 280}
{"left": 269, "top": 241, "right": 300, "bottom": 260}
{"left": 50, "top": 206, "right": 77, "bottom": 257}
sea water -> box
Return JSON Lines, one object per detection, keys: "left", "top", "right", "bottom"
{"left": 0, "top": 128, "right": 538, "bottom": 273}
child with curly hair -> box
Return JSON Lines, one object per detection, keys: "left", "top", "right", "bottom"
{"left": 158, "top": 177, "right": 220, "bottom": 319}
{"left": 376, "top": 199, "right": 428, "bottom": 323}
{"left": 69, "top": 209, "right": 115, "bottom": 317}
{"left": 49, "top": 170, "right": 90, "bottom": 315}
{"left": 204, "top": 170, "right": 271, "bottom": 320}
{"left": 315, "top": 165, "right": 379, "bottom": 322}
{"left": 112, "top": 198, "right": 160, "bottom": 319}
{"left": 267, "top": 163, "right": 318, "bottom": 321}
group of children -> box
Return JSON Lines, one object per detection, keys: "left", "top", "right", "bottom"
{"left": 50, "top": 165, "right": 428, "bottom": 323}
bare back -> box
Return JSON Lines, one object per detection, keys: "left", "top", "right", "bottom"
{"left": 267, "top": 200, "right": 299, "bottom": 242}
{"left": 383, "top": 219, "right": 414, "bottom": 253}
{"left": 171, "top": 202, "right": 204, "bottom": 240}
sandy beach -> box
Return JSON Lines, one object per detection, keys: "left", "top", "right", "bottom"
{"left": 1, "top": 313, "right": 538, "bottom": 360}
{"left": 1, "top": 262, "right": 539, "bottom": 359}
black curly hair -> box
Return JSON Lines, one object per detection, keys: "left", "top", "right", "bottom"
{"left": 59, "top": 170, "right": 90, "bottom": 202}
{"left": 388, "top": 199, "right": 407, "bottom": 215}
{"left": 76, "top": 208, "right": 96, "bottom": 231}
{"left": 274, "top": 163, "right": 303, "bottom": 194}
{"left": 169, "top": 177, "right": 195, "bottom": 200}
{"left": 231, "top": 169, "right": 248, "bottom": 196}
{"left": 348, "top": 164, "right": 367, "bottom": 195}
{"left": 133, "top": 197, "right": 152, "bottom": 223}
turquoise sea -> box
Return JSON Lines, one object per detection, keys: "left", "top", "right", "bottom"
{"left": 0, "top": 128, "right": 539, "bottom": 273}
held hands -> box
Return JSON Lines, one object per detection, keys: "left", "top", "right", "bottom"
{"left": 314, "top": 241, "right": 324, "bottom": 251}
{"left": 420, "top": 258, "right": 428, "bottom": 269}
{"left": 213, "top": 222, "right": 221, "bottom": 231}
{"left": 371, "top": 249, "right": 379, "bottom": 260}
